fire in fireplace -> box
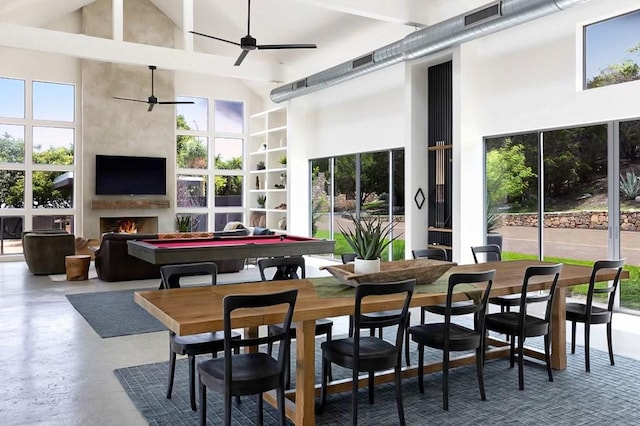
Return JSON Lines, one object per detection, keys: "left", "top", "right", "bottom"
{"left": 100, "top": 217, "right": 158, "bottom": 234}
{"left": 117, "top": 219, "right": 138, "bottom": 233}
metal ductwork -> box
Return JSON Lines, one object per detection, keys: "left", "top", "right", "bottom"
{"left": 270, "top": 0, "right": 590, "bottom": 103}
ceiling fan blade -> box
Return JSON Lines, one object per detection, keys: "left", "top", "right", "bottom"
{"left": 234, "top": 50, "right": 250, "bottom": 66}
{"left": 189, "top": 31, "right": 241, "bottom": 47}
{"left": 158, "top": 101, "right": 196, "bottom": 105}
{"left": 257, "top": 43, "right": 317, "bottom": 50}
{"left": 112, "top": 96, "right": 148, "bottom": 103}
{"left": 147, "top": 103, "right": 155, "bottom": 112}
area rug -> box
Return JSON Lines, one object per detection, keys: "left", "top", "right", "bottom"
{"left": 66, "top": 288, "right": 166, "bottom": 338}
{"left": 115, "top": 338, "right": 640, "bottom": 425}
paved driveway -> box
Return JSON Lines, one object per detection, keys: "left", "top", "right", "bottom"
{"left": 498, "top": 225, "right": 640, "bottom": 265}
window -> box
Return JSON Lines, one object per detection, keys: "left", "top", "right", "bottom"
{"left": 0, "top": 78, "right": 77, "bottom": 254}
{"left": 176, "top": 97, "right": 245, "bottom": 231}
{"left": 584, "top": 9, "right": 640, "bottom": 89}
{"left": 311, "top": 148, "right": 405, "bottom": 260}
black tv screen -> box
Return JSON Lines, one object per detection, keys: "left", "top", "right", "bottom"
{"left": 95, "top": 155, "right": 167, "bottom": 195}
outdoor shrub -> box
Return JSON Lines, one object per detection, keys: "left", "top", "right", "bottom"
{"left": 619, "top": 171, "right": 640, "bottom": 199}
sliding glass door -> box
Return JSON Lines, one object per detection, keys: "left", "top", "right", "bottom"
{"left": 485, "top": 120, "right": 639, "bottom": 311}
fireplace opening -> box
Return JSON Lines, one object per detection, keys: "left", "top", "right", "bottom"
{"left": 100, "top": 217, "right": 158, "bottom": 234}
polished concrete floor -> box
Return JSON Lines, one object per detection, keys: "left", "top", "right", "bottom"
{"left": 1, "top": 257, "right": 639, "bottom": 426}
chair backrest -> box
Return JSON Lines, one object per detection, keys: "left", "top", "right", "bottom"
{"left": 412, "top": 248, "right": 448, "bottom": 261}
{"left": 471, "top": 245, "right": 502, "bottom": 263}
{"left": 222, "top": 289, "right": 298, "bottom": 383}
{"left": 258, "top": 256, "right": 305, "bottom": 280}
{"left": 586, "top": 259, "right": 625, "bottom": 313}
{"left": 443, "top": 270, "right": 495, "bottom": 332}
{"left": 353, "top": 280, "right": 415, "bottom": 355}
{"left": 160, "top": 262, "right": 218, "bottom": 289}
{"left": 341, "top": 252, "right": 357, "bottom": 264}
{"left": 520, "top": 263, "right": 563, "bottom": 322}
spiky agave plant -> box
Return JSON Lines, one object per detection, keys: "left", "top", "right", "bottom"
{"left": 338, "top": 214, "right": 399, "bottom": 260}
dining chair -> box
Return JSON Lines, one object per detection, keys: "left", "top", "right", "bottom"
{"left": 409, "top": 270, "right": 495, "bottom": 410}
{"left": 341, "top": 252, "right": 357, "bottom": 264}
{"left": 412, "top": 247, "right": 448, "bottom": 261}
{"left": 341, "top": 252, "right": 412, "bottom": 366}
{"left": 566, "top": 259, "right": 624, "bottom": 372}
{"left": 160, "top": 262, "right": 240, "bottom": 411}
{"left": 197, "top": 289, "right": 298, "bottom": 426}
{"left": 411, "top": 247, "right": 450, "bottom": 325}
{"left": 258, "top": 256, "right": 333, "bottom": 388}
{"left": 471, "top": 245, "right": 547, "bottom": 313}
{"left": 318, "top": 279, "right": 415, "bottom": 426}
{"left": 484, "top": 263, "right": 563, "bottom": 390}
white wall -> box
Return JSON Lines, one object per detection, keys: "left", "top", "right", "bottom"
{"left": 284, "top": 0, "right": 640, "bottom": 262}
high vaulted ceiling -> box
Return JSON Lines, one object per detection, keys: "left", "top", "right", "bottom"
{"left": 0, "top": 0, "right": 490, "bottom": 83}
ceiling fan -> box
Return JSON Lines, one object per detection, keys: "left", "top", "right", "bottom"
{"left": 112, "top": 65, "right": 194, "bottom": 111}
{"left": 190, "top": 0, "right": 317, "bottom": 66}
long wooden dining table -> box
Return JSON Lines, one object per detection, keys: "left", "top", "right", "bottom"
{"left": 134, "top": 259, "right": 626, "bottom": 425}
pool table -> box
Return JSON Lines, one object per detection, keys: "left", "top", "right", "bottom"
{"left": 127, "top": 234, "right": 335, "bottom": 265}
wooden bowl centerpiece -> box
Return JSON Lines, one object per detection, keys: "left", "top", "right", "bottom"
{"left": 320, "top": 259, "right": 456, "bottom": 287}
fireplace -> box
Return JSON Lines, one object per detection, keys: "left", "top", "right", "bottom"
{"left": 100, "top": 217, "right": 158, "bottom": 234}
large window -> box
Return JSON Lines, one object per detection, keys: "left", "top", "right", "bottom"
{"left": 584, "top": 9, "right": 640, "bottom": 89}
{"left": 176, "top": 97, "right": 245, "bottom": 232}
{"left": 485, "top": 121, "right": 639, "bottom": 311}
{"left": 0, "top": 77, "right": 77, "bottom": 255}
{"left": 311, "top": 149, "right": 405, "bottom": 261}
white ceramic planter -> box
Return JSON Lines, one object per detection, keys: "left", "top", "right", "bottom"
{"left": 354, "top": 258, "right": 381, "bottom": 275}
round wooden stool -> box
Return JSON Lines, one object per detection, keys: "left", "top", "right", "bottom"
{"left": 65, "top": 255, "right": 91, "bottom": 281}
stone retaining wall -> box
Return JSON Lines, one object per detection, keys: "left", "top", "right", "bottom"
{"left": 501, "top": 211, "right": 640, "bottom": 231}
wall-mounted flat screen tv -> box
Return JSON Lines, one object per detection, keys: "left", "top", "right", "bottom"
{"left": 95, "top": 155, "right": 167, "bottom": 195}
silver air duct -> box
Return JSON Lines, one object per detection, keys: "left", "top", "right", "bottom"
{"left": 270, "top": 0, "right": 590, "bottom": 103}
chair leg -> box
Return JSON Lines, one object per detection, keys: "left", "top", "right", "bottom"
{"left": 607, "top": 321, "right": 615, "bottom": 366}
{"left": 352, "top": 368, "right": 359, "bottom": 426}
{"left": 394, "top": 365, "right": 406, "bottom": 426}
{"left": 584, "top": 322, "right": 591, "bottom": 372}
{"left": 368, "top": 371, "right": 375, "bottom": 404}
{"left": 257, "top": 393, "right": 264, "bottom": 426}
{"left": 509, "top": 335, "right": 516, "bottom": 368}
{"left": 277, "top": 385, "right": 286, "bottom": 426}
{"left": 442, "top": 350, "right": 449, "bottom": 410}
{"left": 199, "top": 379, "right": 207, "bottom": 426}
{"left": 188, "top": 355, "right": 197, "bottom": 411}
{"left": 476, "top": 347, "right": 486, "bottom": 401}
{"left": 544, "top": 334, "right": 553, "bottom": 383}
{"left": 405, "top": 326, "right": 411, "bottom": 367}
{"left": 166, "top": 350, "right": 177, "bottom": 399}
{"left": 420, "top": 307, "right": 425, "bottom": 325}
{"left": 267, "top": 326, "right": 274, "bottom": 356}
{"left": 319, "top": 355, "right": 328, "bottom": 414}
{"left": 517, "top": 336, "right": 525, "bottom": 390}
{"left": 417, "top": 344, "right": 425, "bottom": 394}
{"left": 571, "top": 321, "right": 576, "bottom": 354}
{"left": 326, "top": 330, "right": 333, "bottom": 381}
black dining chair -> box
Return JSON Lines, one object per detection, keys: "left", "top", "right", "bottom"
{"left": 258, "top": 256, "right": 333, "bottom": 388}
{"left": 472, "top": 245, "right": 547, "bottom": 314}
{"left": 318, "top": 279, "right": 415, "bottom": 426}
{"left": 566, "top": 259, "right": 624, "bottom": 372}
{"left": 484, "top": 263, "right": 563, "bottom": 390}
{"left": 409, "top": 270, "right": 495, "bottom": 410}
{"left": 412, "top": 247, "right": 448, "bottom": 261}
{"left": 412, "top": 247, "right": 450, "bottom": 325}
{"left": 197, "top": 289, "right": 298, "bottom": 426}
{"left": 160, "top": 262, "right": 240, "bottom": 411}
{"left": 341, "top": 252, "right": 412, "bottom": 366}
{"left": 341, "top": 252, "right": 357, "bottom": 264}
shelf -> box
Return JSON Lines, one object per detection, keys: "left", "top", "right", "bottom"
{"left": 427, "top": 144, "right": 453, "bottom": 151}
{"left": 428, "top": 244, "right": 452, "bottom": 250}
{"left": 91, "top": 199, "right": 170, "bottom": 209}
{"left": 427, "top": 227, "right": 453, "bottom": 233}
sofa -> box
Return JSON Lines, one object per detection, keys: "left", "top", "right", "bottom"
{"left": 23, "top": 229, "right": 76, "bottom": 275}
{"left": 94, "top": 228, "right": 251, "bottom": 282}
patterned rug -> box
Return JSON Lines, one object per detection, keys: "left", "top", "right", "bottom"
{"left": 115, "top": 335, "right": 640, "bottom": 425}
